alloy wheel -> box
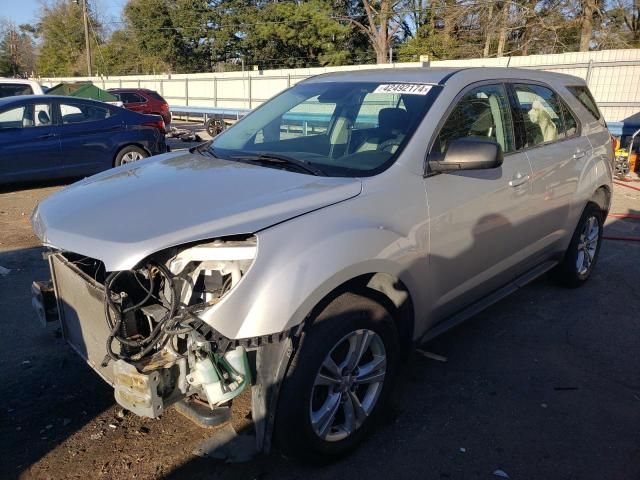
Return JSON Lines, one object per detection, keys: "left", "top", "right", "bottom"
{"left": 309, "top": 329, "right": 386, "bottom": 442}
{"left": 576, "top": 215, "right": 599, "bottom": 275}
{"left": 121, "top": 151, "right": 144, "bottom": 164}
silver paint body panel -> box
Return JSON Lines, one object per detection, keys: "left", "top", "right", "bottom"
{"left": 32, "top": 67, "right": 613, "bottom": 341}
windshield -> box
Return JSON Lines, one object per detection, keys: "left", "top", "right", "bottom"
{"left": 210, "top": 81, "right": 440, "bottom": 177}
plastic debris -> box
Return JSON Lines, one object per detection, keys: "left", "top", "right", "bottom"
{"left": 493, "top": 469, "right": 510, "bottom": 478}
{"left": 415, "top": 348, "right": 448, "bottom": 362}
{"left": 0, "top": 265, "right": 10, "bottom": 276}
{"left": 541, "top": 403, "right": 548, "bottom": 408}
{"left": 459, "top": 447, "right": 466, "bottom": 453}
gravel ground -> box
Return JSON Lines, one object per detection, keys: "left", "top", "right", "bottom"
{"left": 0, "top": 146, "right": 638, "bottom": 479}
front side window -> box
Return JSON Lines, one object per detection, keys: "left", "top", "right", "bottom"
{"left": 211, "top": 82, "right": 439, "bottom": 177}
{"left": 513, "top": 84, "right": 570, "bottom": 146}
{"left": 434, "top": 84, "right": 515, "bottom": 154}
{"left": 60, "top": 102, "right": 112, "bottom": 124}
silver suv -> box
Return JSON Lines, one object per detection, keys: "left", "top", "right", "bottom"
{"left": 31, "top": 68, "right": 612, "bottom": 461}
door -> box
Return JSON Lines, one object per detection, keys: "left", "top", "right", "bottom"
{"left": 510, "top": 83, "right": 592, "bottom": 256}
{"left": 56, "top": 100, "right": 122, "bottom": 176}
{"left": 424, "top": 83, "right": 535, "bottom": 320}
{"left": 0, "top": 101, "right": 63, "bottom": 181}
{"left": 120, "top": 92, "right": 148, "bottom": 114}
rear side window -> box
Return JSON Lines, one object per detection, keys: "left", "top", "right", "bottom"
{"left": 567, "top": 86, "right": 601, "bottom": 121}
{"left": 118, "top": 92, "right": 146, "bottom": 104}
{"left": 435, "top": 84, "right": 515, "bottom": 154}
{"left": 145, "top": 91, "right": 166, "bottom": 102}
{"left": 513, "top": 84, "right": 576, "bottom": 147}
{"left": 0, "top": 84, "right": 33, "bottom": 98}
{"left": 60, "top": 102, "right": 112, "bottom": 124}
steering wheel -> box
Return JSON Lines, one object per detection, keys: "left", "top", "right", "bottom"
{"left": 377, "top": 137, "right": 404, "bottom": 153}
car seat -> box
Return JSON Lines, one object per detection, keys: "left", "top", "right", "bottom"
{"left": 37, "top": 110, "right": 51, "bottom": 126}
{"left": 356, "top": 108, "right": 409, "bottom": 152}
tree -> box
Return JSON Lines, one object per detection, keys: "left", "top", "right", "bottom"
{"left": 342, "top": 0, "right": 407, "bottom": 63}
{"left": 242, "top": 0, "right": 349, "bottom": 68}
{"left": 36, "top": 0, "right": 103, "bottom": 76}
{"left": 0, "top": 20, "right": 37, "bottom": 77}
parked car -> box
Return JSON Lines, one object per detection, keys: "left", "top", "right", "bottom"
{"left": 31, "top": 68, "right": 612, "bottom": 461}
{"left": 0, "top": 95, "right": 167, "bottom": 184}
{"left": 108, "top": 88, "right": 172, "bottom": 127}
{"left": 0, "top": 78, "right": 45, "bottom": 97}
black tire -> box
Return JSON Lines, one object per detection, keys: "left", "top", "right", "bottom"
{"left": 114, "top": 145, "right": 148, "bottom": 167}
{"left": 553, "top": 202, "right": 604, "bottom": 288}
{"left": 275, "top": 292, "right": 399, "bottom": 462}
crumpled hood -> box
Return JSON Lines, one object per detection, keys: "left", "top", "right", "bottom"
{"left": 32, "top": 152, "right": 362, "bottom": 271}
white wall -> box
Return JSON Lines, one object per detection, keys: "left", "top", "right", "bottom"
{"left": 38, "top": 49, "right": 640, "bottom": 122}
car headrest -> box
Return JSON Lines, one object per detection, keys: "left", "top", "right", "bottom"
{"left": 378, "top": 108, "right": 409, "bottom": 133}
{"left": 38, "top": 110, "right": 51, "bottom": 125}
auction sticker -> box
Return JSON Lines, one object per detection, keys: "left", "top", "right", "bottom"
{"left": 372, "top": 84, "right": 432, "bottom": 95}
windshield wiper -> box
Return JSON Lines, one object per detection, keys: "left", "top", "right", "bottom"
{"left": 228, "top": 152, "right": 325, "bottom": 176}
{"left": 190, "top": 141, "right": 215, "bottom": 157}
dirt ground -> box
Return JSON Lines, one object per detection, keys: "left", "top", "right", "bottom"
{"left": 1, "top": 144, "right": 639, "bottom": 479}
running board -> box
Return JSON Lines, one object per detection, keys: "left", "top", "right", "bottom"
{"left": 420, "top": 260, "right": 558, "bottom": 343}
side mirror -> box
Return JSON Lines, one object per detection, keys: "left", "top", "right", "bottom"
{"left": 429, "top": 137, "right": 503, "bottom": 172}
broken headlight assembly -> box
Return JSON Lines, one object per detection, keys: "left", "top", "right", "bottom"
{"left": 101, "top": 237, "right": 257, "bottom": 417}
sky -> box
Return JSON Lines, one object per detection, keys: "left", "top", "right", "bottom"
{"left": 0, "top": 0, "right": 124, "bottom": 27}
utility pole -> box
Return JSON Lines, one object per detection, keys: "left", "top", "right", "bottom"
{"left": 82, "top": 0, "right": 92, "bottom": 76}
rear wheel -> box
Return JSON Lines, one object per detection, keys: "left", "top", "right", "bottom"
{"left": 115, "top": 145, "right": 148, "bottom": 167}
{"left": 553, "top": 202, "right": 604, "bottom": 287}
{"left": 275, "top": 293, "right": 399, "bottom": 462}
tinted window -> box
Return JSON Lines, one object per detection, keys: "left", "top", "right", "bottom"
{"left": 60, "top": 102, "right": 112, "bottom": 124}
{"left": 0, "top": 84, "right": 33, "bottom": 98}
{"left": 561, "top": 102, "right": 578, "bottom": 137}
{"left": 567, "top": 86, "right": 601, "bottom": 121}
{"left": 118, "top": 92, "right": 145, "bottom": 104}
{"left": 435, "top": 84, "right": 515, "bottom": 154}
{"left": 514, "top": 84, "right": 570, "bottom": 146}
{"left": 145, "top": 91, "right": 166, "bottom": 102}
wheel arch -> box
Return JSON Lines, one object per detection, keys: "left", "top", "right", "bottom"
{"left": 590, "top": 184, "right": 612, "bottom": 214}
{"left": 303, "top": 272, "right": 415, "bottom": 355}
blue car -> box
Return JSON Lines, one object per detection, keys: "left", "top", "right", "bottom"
{"left": 0, "top": 95, "right": 167, "bottom": 184}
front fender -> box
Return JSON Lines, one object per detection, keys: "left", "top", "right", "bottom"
{"left": 198, "top": 172, "right": 429, "bottom": 340}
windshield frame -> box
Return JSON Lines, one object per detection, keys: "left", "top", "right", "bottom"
{"left": 209, "top": 81, "right": 442, "bottom": 178}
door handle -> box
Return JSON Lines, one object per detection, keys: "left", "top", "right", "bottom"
{"left": 36, "top": 133, "right": 56, "bottom": 140}
{"left": 509, "top": 173, "right": 530, "bottom": 187}
{"left": 573, "top": 151, "right": 586, "bottom": 159}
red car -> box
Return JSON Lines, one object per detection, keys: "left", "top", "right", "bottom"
{"left": 108, "top": 88, "right": 171, "bottom": 128}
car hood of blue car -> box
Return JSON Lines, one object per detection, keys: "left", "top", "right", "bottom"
{"left": 31, "top": 151, "right": 362, "bottom": 271}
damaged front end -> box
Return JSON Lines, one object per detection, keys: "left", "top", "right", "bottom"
{"left": 36, "top": 237, "right": 292, "bottom": 450}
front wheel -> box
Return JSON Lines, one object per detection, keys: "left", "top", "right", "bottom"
{"left": 553, "top": 202, "right": 604, "bottom": 288}
{"left": 275, "top": 293, "right": 399, "bottom": 462}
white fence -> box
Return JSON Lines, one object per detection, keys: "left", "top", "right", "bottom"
{"left": 38, "top": 49, "right": 640, "bottom": 123}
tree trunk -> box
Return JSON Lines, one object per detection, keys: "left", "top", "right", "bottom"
{"left": 579, "top": 0, "right": 595, "bottom": 51}
{"left": 483, "top": 1, "right": 494, "bottom": 57}
{"left": 497, "top": 2, "right": 509, "bottom": 57}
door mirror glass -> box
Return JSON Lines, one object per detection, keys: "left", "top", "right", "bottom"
{"left": 429, "top": 137, "right": 503, "bottom": 172}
